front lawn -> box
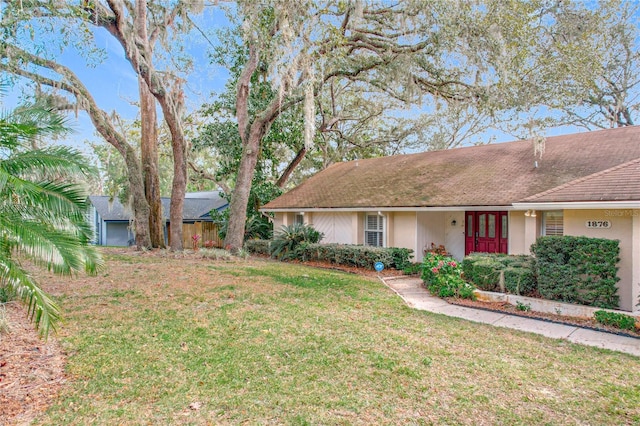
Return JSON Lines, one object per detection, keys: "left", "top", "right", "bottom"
{"left": 31, "top": 249, "right": 640, "bottom": 425}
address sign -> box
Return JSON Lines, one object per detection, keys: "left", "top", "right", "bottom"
{"left": 585, "top": 220, "right": 611, "bottom": 229}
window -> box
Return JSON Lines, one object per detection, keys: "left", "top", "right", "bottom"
{"left": 501, "top": 214, "right": 508, "bottom": 239}
{"left": 365, "top": 214, "right": 385, "bottom": 247}
{"left": 543, "top": 211, "right": 563, "bottom": 236}
{"left": 294, "top": 213, "right": 304, "bottom": 225}
{"left": 488, "top": 213, "right": 496, "bottom": 238}
{"left": 478, "top": 214, "right": 486, "bottom": 237}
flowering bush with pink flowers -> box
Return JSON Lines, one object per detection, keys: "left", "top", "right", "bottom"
{"left": 421, "top": 252, "right": 475, "bottom": 299}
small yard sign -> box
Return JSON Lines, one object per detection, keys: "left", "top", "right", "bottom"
{"left": 374, "top": 262, "right": 384, "bottom": 272}
{"left": 585, "top": 220, "right": 611, "bottom": 229}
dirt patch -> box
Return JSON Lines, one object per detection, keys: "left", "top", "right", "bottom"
{"left": 0, "top": 302, "right": 66, "bottom": 426}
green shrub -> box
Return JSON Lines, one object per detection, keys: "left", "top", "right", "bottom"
{"left": 463, "top": 254, "right": 504, "bottom": 290}
{"left": 388, "top": 247, "right": 413, "bottom": 270}
{"left": 421, "top": 253, "right": 475, "bottom": 299}
{"left": 467, "top": 259, "right": 502, "bottom": 291}
{"left": 461, "top": 254, "right": 482, "bottom": 280}
{"left": 270, "top": 224, "right": 324, "bottom": 260}
{"left": 294, "top": 243, "right": 413, "bottom": 270}
{"left": 531, "top": 236, "right": 620, "bottom": 309}
{"left": 499, "top": 255, "right": 529, "bottom": 267}
{"left": 402, "top": 262, "right": 423, "bottom": 276}
{"left": 594, "top": 310, "right": 637, "bottom": 331}
{"left": 503, "top": 266, "right": 537, "bottom": 296}
{"left": 244, "top": 239, "right": 271, "bottom": 255}
{"left": 463, "top": 253, "right": 536, "bottom": 295}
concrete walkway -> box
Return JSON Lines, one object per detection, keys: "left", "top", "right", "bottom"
{"left": 382, "top": 276, "right": 640, "bottom": 357}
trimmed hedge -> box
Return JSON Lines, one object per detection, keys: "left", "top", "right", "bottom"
{"left": 462, "top": 253, "right": 536, "bottom": 295}
{"left": 531, "top": 236, "right": 620, "bottom": 309}
{"left": 468, "top": 259, "right": 503, "bottom": 291}
{"left": 503, "top": 266, "right": 536, "bottom": 295}
{"left": 244, "top": 239, "right": 271, "bottom": 255}
{"left": 245, "top": 240, "right": 412, "bottom": 271}
{"left": 295, "top": 243, "right": 413, "bottom": 270}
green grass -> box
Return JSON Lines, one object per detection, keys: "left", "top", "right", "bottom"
{"left": 32, "top": 250, "right": 640, "bottom": 425}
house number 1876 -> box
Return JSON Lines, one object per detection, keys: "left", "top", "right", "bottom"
{"left": 585, "top": 220, "right": 611, "bottom": 229}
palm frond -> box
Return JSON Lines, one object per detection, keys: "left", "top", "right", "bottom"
{"left": 0, "top": 102, "right": 70, "bottom": 146}
{"left": 0, "top": 88, "right": 102, "bottom": 337}
{"left": 0, "top": 250, "right": 61, "bottom": 339}
{"left": 1, "top": 146, "right": 97, "bottom": 179}
{"left": 0, "top": 205, "right": 101, "bottom": 276}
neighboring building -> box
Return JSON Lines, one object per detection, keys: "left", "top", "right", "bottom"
{"left": 89, "top": 191, "right": 228, "bottom": 247}
{"left": 262, "top": 126, "right": 640, "bottom": 312}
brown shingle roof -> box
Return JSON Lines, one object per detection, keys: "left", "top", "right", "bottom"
{"left": 522, "top": 157, "right": 640, "bottom": 203}
{"left": 263, "top": 126, "right": 640, "bottom": 210}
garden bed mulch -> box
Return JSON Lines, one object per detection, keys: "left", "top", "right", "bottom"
{"left": 0, "top": 302, "right": 66, "bottom": 426}
{"left": 446, "top": 297, "right": 640, "bottom": 339}
{"left": 290, "top": 259, "right": 406, "bottom": 279}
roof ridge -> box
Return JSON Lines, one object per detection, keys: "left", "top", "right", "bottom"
{"left": 523, "top": 156, "right": 640, "bottom": 201}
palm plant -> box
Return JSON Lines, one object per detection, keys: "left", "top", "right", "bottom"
{"left": 270, "top": 223, "right": 324, "bottom": 260}
{"left": 1, "top": 90, "right": 102, "bottom": 337}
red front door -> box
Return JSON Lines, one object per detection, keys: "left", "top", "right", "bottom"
{"left": 465, "top": 211, "right": 508, "bottom": 255}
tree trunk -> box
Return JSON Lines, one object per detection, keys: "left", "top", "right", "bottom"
{"left": 123, "top": 145, "right": 152, "bottom": 249}
{"left": 139, "top": 75, "right": 165, "bottom": 248}
{"left": 168, "top": 127, "right": 187, "bottom": 251}
{"left": 131, "top": 0, "right": 187, "bottom": 251}
{"left": 224, "top": 43, "right": 261, "bottom": 252}
{"left": 224, "top": 132, "right": 261, "bottom": 252}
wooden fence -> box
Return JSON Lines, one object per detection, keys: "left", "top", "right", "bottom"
{"left": 168, "top": 221, "right": 223, "bottom": 249}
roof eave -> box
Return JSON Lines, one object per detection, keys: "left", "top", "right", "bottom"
{"left": 261, "top": 205, "right": 515, "bottom": 213}
{"left": 513, "top": 201, "right": 640, "bottom": 210}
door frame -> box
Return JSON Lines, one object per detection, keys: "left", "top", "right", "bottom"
{"left": 464, "top": 211, "right": 508, "bottom": 255}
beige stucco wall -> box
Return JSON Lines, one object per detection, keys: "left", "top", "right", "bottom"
{"left": 416, "top": 212, "right": 446, "bottom": 261}
{"left": 353, "top": 213, "right": 364, "bottom": 245}
{"left": 509, "top": 210, "right": 543, "bottom": 255}
{"left": 564, "top": 209, "right": 637, "bottom": 312}
{"left": 388, "top": 212, "right": 418, "bottom": 260}
{"left": 509, "top": 211, "right": 527, "bottom": 254}
{"left": 311, "top": 212, "right": 354, "bottom": 244}
{"left": 445, "top": 211, "right": 465, "bottom": 260}
{"left": 272, "top": 213, "right": 286, "bottom": 233}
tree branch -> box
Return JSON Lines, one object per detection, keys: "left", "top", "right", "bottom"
{"left": 236, "top": 42, "right": 259, "bottom": 145}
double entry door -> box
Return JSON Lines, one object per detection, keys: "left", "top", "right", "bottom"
{"left": 464, "top": 211, "right": 508, "bottom": 255}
